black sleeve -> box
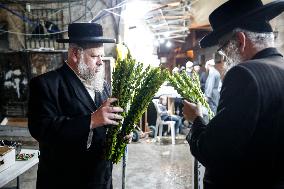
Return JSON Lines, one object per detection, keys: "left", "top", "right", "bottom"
{"left": 188, "top": 65, "right": 261, "bottom": 168}
{"left": 28, "top": 76, "right": 91, "bottom": 150}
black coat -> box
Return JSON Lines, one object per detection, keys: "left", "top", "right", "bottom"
{"left": 188, "top": 48, "right": 284, "bottom": 189}
{"left": 28, "top": 64, "right": 112, "bottom": 189}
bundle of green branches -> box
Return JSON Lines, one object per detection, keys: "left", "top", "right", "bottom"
{"left": 105, "top": 45, "right": 168, "bottom": 164}
{"left": 168, "top": 70, "right": 214, "bottom": 119}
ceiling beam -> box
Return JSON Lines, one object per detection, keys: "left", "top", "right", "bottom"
{"left": 151, "top": 25, "right": 188, "bottom": 30}
{"left": 148, "top": 1, "right": 181, "bottom": 12}
{"left": 154, "top": 29, "right": 188, "bottom": 36}
{"left": 147, "top": 18, "right": 186, "bottom": 26}
{"left": 148, "top": 15, "right": 191, "bottom": 20}
{"left": 159, "top": 34, "right": 188, "bottom": 40}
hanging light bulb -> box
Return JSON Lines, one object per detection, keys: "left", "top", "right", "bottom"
{"left": 159, "top": 38, "right": 165, "bottom": 44}
{"left": 26, "top": 3, "right": 31, "bottom": 12}
{"left": 166, "top": 41, "right": 172, "bottom": 48}
{"left": 154, "top": 40, "right": 159, "bottom": 46}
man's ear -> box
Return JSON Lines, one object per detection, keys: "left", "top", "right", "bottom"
{"left": 236, "top": 32, "right": 246, "bottom": 53}
{"left": 71, "top": 48, "right": 80, "bottom": 63}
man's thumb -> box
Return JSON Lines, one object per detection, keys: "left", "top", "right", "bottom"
{"left": 196, "top": 102, "right": 203, "bottom": 117}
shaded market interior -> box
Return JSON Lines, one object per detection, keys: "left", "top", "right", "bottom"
{"left": 0, "top": 0, "right": 283, "bottom": 188}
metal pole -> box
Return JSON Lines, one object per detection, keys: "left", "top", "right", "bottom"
{"left": 194, "top": 158, "right": 198, "bottom": 189}
{"left": 68, "top": 0, "right": 72, "bottom": 23}
{"left": 122, "top": 145, "right": 128, "bottom": 189}
{"left": 85, "top": 0, "right": 87, "bottom": 21}
{"left": 17, "top": 176, "right": 20, "bottom": 189}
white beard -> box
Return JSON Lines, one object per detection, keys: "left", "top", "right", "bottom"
{"left": 224, "top": 41, "right": 243, "bottom": 71}
{"left": 92, "top": 65, "right": 105, "bottom": 92}
{"left": 78, "top": 59, "right": 95, "bottom": 81}
{"left": 77, "top": 54, "right": 105, "bottom": 93}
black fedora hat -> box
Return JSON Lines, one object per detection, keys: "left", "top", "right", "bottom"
{"left": 56, "top": 22, "right": 115, "bottom": 43}
{"left": 200, "top": 0, "right": 284, "bottom": 48}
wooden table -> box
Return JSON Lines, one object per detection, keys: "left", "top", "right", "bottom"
{"left": 0, "top": 149, "right": 39, "bottom": 189}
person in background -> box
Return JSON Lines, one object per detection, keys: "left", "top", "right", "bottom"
{"left": 183, "top": 0, "right": 284, "bottom": 188}
{"left": 198, "top": 55, "right": 207, "bottom": 93}
{"left": 172, "top": 66, "right": 179, "bottom": 74}
{"left": 192, "top": 61, "right": 201, "bottom": 73}
{"left": 179, "top": 66, "right": 186, "bottom": 73}
{"left": 28, "top": 23, "right": 126, "bottom": 189}
{"left": 214, "top": 52, "right": 226, "bottom": 81}
{"left": 158, "top": 95, "right": 183, "bottom": 135}
{"left": 185, "top": 61, "right": 193, "bottom": 76}
{"left": 204, "top": 59, "right": 221, "bottom": 114}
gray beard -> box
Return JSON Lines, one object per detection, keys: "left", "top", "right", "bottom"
{"left": 77, "top": 58, "right": 105, "bottom": 92}
{"left": 224, "top": 41, "right": 243, "bottom": 72}
{"left": 93, "top": 66, "right": 105, "bottom": 92}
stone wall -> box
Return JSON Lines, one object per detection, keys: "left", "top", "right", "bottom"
{"left": 0, "top": 4, "right": 25, "bottom": 50}
{"left": 0, "top": 0, "right": 119, "bottom": 56}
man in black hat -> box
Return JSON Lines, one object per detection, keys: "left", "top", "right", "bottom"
{"left": 28, "top": 23, "right": 123, "bottom": 189}
{"left": 183, "top": 0, "right": 284, "bottom": 188}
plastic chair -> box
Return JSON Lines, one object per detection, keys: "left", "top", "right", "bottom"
{"left": 152, "top": 99, "right": 176, "bottom": 145}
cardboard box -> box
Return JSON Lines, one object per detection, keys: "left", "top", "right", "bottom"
{"left": 0, "top": 146, "right": 15, "bottom": 173}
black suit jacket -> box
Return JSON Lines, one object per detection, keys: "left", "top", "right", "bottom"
{"left": 188, "top": 48, "right": 284, "bottom": 189}
{"left": 28, "top": 64, "right": 112, "bottom": 189}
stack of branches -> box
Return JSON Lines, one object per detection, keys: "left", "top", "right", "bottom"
{"left": 168, "top": 70, "right": 214, "bottom": 119}
{"left": 105, "top": 45, "right": 168, "bottom": 164}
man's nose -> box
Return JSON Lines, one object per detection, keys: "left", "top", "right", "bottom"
{"left": 97, "top": 56, "right": 103, "bottom": 65}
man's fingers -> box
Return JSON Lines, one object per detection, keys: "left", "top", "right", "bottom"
{"left": 183, "top": 100, "right": 196, "bottom": 108}
{"left": 124, "top": 135, "right": 131, "bottom": 140}
{"left": 109, "top": 113, "right": 123, "bottom": 120}
{"left": 124, "top": 133, "right": 133, "bottom": 144}
{"left": 196, "top": 102, "right": 203, "bottom": 116}
{"left": 104, "top": 98, "right": 118, "bottom": 106}
{"left": 183, "top": 99, "right": 190, "bottom": 105}
{"left": 107, "top": 119, "right": 119, "bottom": 125}
{"left": 108, "top": 106, "right": 123, "bottom": 113}
{"left": 124, "top": 132, "right": 133, "bottom": 139}
{"left": 111, "top": 120, "right": 119, "bottom": 125}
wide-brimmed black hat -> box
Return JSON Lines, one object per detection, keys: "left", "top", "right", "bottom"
{"left": 200, "top": 0, "right": 284, "bottom": 48}
{"left": 56, "top": 23, "right": 115, "bottom": 43}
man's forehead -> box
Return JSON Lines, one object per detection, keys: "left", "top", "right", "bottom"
{"left": 72, "top": 42, "right": 103, "bottom": 49}
{"left": 84, "top": 43, "right": 104, "bottom": 49}
{"left": 84, "top": 45, "right": 104, "bottom": 53}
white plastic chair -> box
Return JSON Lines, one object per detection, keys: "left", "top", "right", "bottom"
{"left": 152, "top": 99, "right": 176, "bottom": 144}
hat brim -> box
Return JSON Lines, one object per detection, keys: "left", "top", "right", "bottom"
{"left": 200, "top": 0, "right": 284, "bottom": 48}
{"left": 56, "top": 37, "right": 116, "bottom": 43}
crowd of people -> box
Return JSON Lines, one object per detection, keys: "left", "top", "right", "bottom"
{"left": 172, "top": 52, "right": 226, "bottom": 116}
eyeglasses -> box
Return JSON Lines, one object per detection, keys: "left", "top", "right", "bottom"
{"left": 217, "top": 40, "right": 230, "bottom": 56}
{"left": 216, "top": 31, "right": 237, "bottom": 56}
